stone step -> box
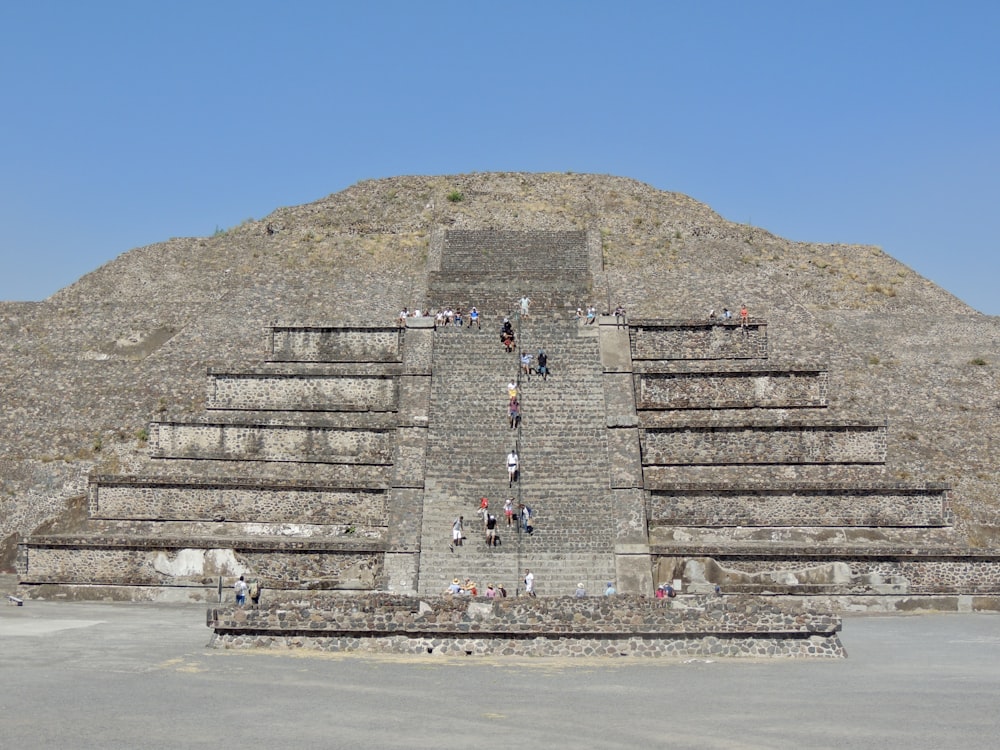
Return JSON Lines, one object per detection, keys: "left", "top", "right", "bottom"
{"left": 419, "top": 310, "right": 616, "bottom": 590}
{"left": 79, "top": 519, "right": 384, "bottom": 539}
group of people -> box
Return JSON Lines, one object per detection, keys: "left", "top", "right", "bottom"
{"left": 397, "top": 306, "right": 482, "bottom": 329}
{"left": 707, "top": 304, "right": 750, "bottom": 328}
{"left": 444, "top": 578, "right": 508, "bottom": 598}
{"left": 572, "top": 581, "right": 619, "bottom": 596}
{"left": 233, "top": 575, "right": 262, "bottom": 609}
{"left": 575, "top": 306, "right": 598, "bottom": 325}
{"left": 450, "top": 494, "right": 535, "bottom": 553}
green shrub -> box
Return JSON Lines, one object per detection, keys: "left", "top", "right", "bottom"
{"left": 446, "top": 190, "right": 464, "bottom": 203}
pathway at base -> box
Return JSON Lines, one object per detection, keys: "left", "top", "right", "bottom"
{"left": 2, "top": 601, "right": 998, "bottom": 750}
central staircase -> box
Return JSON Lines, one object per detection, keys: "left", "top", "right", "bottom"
{"left": 417, "top": 316, "right": 615, "bottom": 597}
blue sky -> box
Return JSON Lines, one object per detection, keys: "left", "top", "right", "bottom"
{"left": 2, "top": 1, "right": 997, "bottom": 313}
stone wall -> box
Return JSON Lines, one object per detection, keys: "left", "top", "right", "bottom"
{"left": 269, "top": 326, "right": 403, "bottom": 363}
{"left": 637, "top": 369, "right": 827, "bottom": 410}
{"left": 207, "top": 593, "right": 845, "bottom": 658}
{"left": 149, "top": 422, "right": 394, "bottom": 464}
{"left": 19, "top": 543, "right": 385, "bottom": 589}
{"left": 648, "top": 485, "right": 948, "bottom": 527}
{"left": 654, "top": 554, "right": 1000, "bottom": 595}
{"left": 208, "top": 372, "right": 398, "bottom": 412}
{"left": 89, "top": 478, "right": 387, "bottom": 526}
{"left": 641, "top": 424, "right": 887, "bottom": 465}
{"left": 439, "top": 230, "right": 589, "bottom": 274}
{"left": 631, "top": 321, "right": 768, "bottom": 360}
{"left": 427, "top": 230, "right": 592, "bottom": 314}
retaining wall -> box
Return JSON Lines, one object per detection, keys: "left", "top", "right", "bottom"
{"left": 19, "top": 543, "right": 385, "bottom": 588}
{"left": 653, "top": 554, "right": 1000, "bottom": 595}
{"left": 207, "top": 373, "right": 398, "bottom": 412}
{"left": 637, "top": 369, "right": 827, "bottom": 410}
{"left": 207, "top": 594, "right": 845, "bottom": 658}
{"left": 149, "top": 422, "right": 394, "bottom": 464}
{"left": 89, "top": 478, "right": 387, "bottom": 525}
{"left": 648, "top": 486, "right": 948, "bottom": 527}
{"left": 641, "top": 424, "right": 887, "bottom": 465}
{"left": 268, "top": 326, "right": 403, "bottom": 363}
{"left": 630, "top": 321, "right": 768, "bottom": 360}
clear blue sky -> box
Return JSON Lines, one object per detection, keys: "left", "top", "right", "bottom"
{"left": 2, "top": 1, "right": 997, "bottom": 312}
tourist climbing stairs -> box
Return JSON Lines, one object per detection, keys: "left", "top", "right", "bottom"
{"left": 418, "top": 314, "right": 615, "bottom": 596}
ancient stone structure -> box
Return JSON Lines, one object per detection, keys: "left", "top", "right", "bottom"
{"left": 5, "top": 174, "right": 1000, "bottom": 652}
{"left": 14, "top": 226, "right": 1000, "bottom": 620}
{"left": 208, "top": 594, "right": 846, "bottom": 658}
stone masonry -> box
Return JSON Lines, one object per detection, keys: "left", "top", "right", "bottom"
{"left": 17, "top": 227, "right": 1000, "bottom": 652}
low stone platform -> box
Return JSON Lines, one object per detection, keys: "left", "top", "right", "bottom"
{"left": 207, "top": 594, "right": 845, "bottom": 658}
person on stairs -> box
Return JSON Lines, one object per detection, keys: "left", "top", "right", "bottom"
{"left": 536, "top": 349, "right": 548, "bottom": 381}
{"left": 507, "top": 449, "right": 519, "bottom": 486}
{"left": 485, "top": 512, "right": 499, "bottom": 547}
{"left": 508, "top": 397, "right": 521, "bottom": 429}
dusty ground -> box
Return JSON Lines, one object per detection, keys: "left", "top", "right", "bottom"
{"left": 2, "top": 599, "right": 998, "bottom": 749}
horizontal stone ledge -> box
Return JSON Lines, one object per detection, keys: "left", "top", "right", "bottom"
{"left": 22, "top": 535, "right": 389, "bottom": 553}
{"left": 645, "top": 460, "right": 886, "bottom": 468}
{"left": 649, "top": 481, "right": 951, "bottom": 493}
{"left": 206, "top": 594, "right": 840, "bottom": 637}
{"left": 714, "top": 584, "right": 1000, "bottom": 596}
{"left": 152, "top": 414, "right": 398, "bottom": 429}
{"left": 90, "top": 474, "right": 391, "bottom": 491}
{"left": 268, "top": 324, "right": 402, "bottom": 333}
{"left": 640, "top": 417, "right": 884, "bottom": 430}
{"left": 633, "top": 362, "right": 828, "bottom": 374}
{"left": 649, "top": 546, "right": 1000, "bottom": 560}
{"left": 203, "top": 405, "right": 399, "bottom": 415}
{"left": 638, "top": 405, "right": 828, "bottom": 420}
{"left": 649, "top": 519, "right": 950, "bottom": 529}
{"left": 210, "top": 626, "right": 839, "bottom": 640}
{"left": 208, "top": 364, "right": 405, "bottom": 377}
{"left": 628, "top": 319, "right": 768, "bottom": 328}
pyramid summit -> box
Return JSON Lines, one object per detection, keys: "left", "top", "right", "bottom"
{"left": 2, "top": 172, "right": 998, "bottom": 614}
